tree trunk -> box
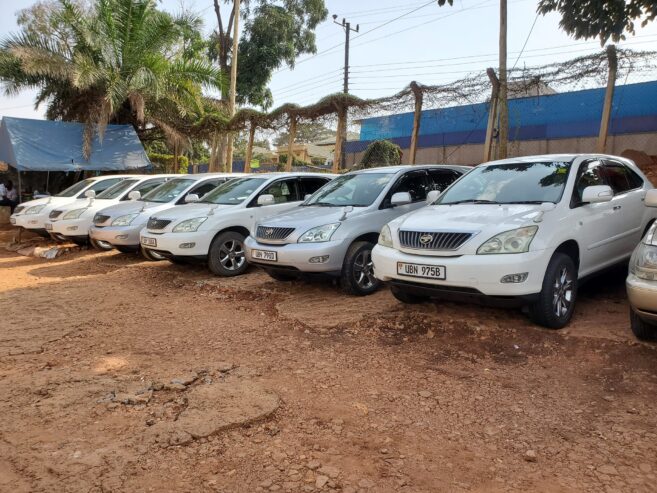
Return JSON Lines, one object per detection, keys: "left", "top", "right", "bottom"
{"left": 597, "top": 45, "right": 618, "bottom": 153}
{"left": 409, "top": 81, "right": 423, "bottom": 165}
{"left": 333, "top": 106, "right": 347, "bottom": 173}
{"left": 173, "top": 142, "right": 180, "bottom": 174}
{"left": 286, "top": 117, "right": 297, "bottom": 172}
{"left": 225, "top": 0, "right": 241, "bottom": 173}
{"left": 484, "top": 68, "right": 500, "bottom": 162}
{"left": 244, "top": 123, "right": 255, "bottom": 173}
{"left": 498, "top": 0, "right": 509, "bottom": 159}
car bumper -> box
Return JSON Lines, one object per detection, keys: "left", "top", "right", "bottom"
{"left": 626, "top": 274, "right": 657, "bottom": 323}
{"left": 139, "top": 231, "right": 212, "bottom": 257}
{"left": 16, "top": 214, "right": 47, "bottom": 230}
{"left": 49, "top": 218, "right": 92, "bottom": 238}
{"left": 244, "top": 236, "right": 349, "bottom": 273}
{"left": 89, "top": 225, "right": 143, "bottom": 247}
{"left": 372, "top": 244, "right": 550, "bottom": 297}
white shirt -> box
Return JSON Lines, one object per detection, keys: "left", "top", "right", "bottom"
{"left": 0, "top": 183, "right": 6, "bottom": 199}
{"left": 6, "top": 188, "right": 17, "bottom": 201}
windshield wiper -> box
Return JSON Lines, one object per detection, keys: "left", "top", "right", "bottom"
{"left": 501, "top": 200, "right": 549, "bottom": 204}
{"left": 443, "top": 199, "right": 500, "bottom": 205}
{"left": 307, "top": 202, "right": 337, "bottom": 207}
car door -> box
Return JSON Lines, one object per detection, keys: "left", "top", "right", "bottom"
{"left": 247, "top": 178, "right": 302, "bottom": 230}
{"left": 427, "top": 168, "right": 463, "bottom": 194}
{"left": 602, "top": 159, "right": 646, "bottom": 254}
{"left": 569, "top": 159, "right": 623, "bottom": 275}
{"left": 378, "top": 170, "right": 431, "bottom": 225}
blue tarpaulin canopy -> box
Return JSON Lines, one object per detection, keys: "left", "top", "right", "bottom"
{"left": 0, "top": 117, "right": 151, "bottom": 172}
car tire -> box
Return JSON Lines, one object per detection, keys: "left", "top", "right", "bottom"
{"left": 528, "top": 252, "right": 578, "bottom": 329}
{"left": 90, "top": 238, "right": 112, "bottom": 251}
{"left": 390, "top": 285, "right": 428, "bottom": 304}
{"left": 115, "top": 245, "right": 138, "bottom": 254}
{"left": 340, "top": 241, "right": 380, "bottom": 296}
{"left": 141, "top": 247, "right": 165, "bottom": 261}
{"left": 208, "top": 231, "right": 248, "bottom": 277}
{"left": 630, "top": 308, "right": 657, "bottom": 341}
{"left": 264, "top": 269, "right": 298, "bottom": 282}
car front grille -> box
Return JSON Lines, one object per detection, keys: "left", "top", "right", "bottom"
{"left": 49, "top": 210, "right": 63, "bottom": 219}
{"left": 93, "top": 214, "right": 111, "bottom": 226}
{"left": 14, "top": 205, "right": 25, "bottom": 214}
{"left": 399, "top": 230, "right": 473, "bottom": 251}
{"left": 147, "top": 218, "right": 172, "bottom": 230}
{"left": 256, "top": 226, "right": 295, "bottom": 241}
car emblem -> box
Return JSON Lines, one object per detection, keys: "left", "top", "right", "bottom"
{"left": 265, "top": 228, "right": 274, "bottom": 236}
{"left": 419, "top": 234, "right": 433, "bottom": 245}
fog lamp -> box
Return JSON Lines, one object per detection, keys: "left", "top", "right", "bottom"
{"left": 115, "top": 234, "right": 129, "bottom": 240}
{"left": 66, "top": 226, "right": 78, "bottom": 231}
{"left": 500, "top": 272, "right": 528, "bottom": 283}
{"left": 309, "top": 255, "right": 329, "bottom": 264}
{"left": 179, "top": 242, "right": 196, "bottom": 249}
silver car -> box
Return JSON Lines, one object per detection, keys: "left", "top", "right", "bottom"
{"left": 245, "top": 165, "right": 469, "bottom": 295}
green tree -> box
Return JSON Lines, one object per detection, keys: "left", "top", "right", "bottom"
{"left": 0, "top": 0, "right": 223, "bottom": 156}
{"left": 358, "top": 140, "right": 402, "bottom": 169}
{"left": 211, "top": 0, "right": 328, "bottom": 109}
{"left": 538, "top": 0, "right": 657, "bottom": 43}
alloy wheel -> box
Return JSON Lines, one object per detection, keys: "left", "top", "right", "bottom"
{"left": 219, "top": 239, "right": 245, "bottom": 271}
{"left": 552, "top": 266, "right": 574, "bottom": 318}
{"left": 353, "top": 249, "right": 376, "bottom": 290}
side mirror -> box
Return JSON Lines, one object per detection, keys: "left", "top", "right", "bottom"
{"left": 85, "top": 190, "right": 96, "bottom": 199}
{"left": 128, "top": 191, "right": 141, "bottom": 201}
{"left": 426, "top": 190, "right": 441, "bottom": 204}
{"left": 391, "top": 192, "right": 412, "bottom": 206}
{"left": 257, "top": 194, "right": 275, "bottom": 206}
{"left": 304, "top": 194, "right": 312, "bottom": 201}
{"left": 581, "top": 185, "right": 613, "bottom": 204}
{"left": 340, "top": 205, "right": 354, "bottom": 221}
{"left": 185, "top": 193, "right": 200, "bottom": 203}
{"left": 645, "top": 189, "right": 657, "bottom": 208}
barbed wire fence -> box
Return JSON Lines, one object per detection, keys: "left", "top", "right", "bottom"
{"left": 195, "top": 46, "right": 657, "bottom": 173}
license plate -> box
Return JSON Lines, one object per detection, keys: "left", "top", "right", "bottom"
{"left": 252, "top": 249, "right": 277, "bottom": 262}
{"left": 141, "top": 236, "right": 157, "bottom": 247}
{"left": 45, "top": 223, "right": 53, "bottom": 231}
{"left": 397, "top": 262, "right": 446, "bottom": 280}
{"left": 10, "top": 217, "right": 16, "bottom": 225}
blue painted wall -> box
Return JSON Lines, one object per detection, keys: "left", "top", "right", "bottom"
{"left": 347, "top": 81, "right": 657, "bottom": 153}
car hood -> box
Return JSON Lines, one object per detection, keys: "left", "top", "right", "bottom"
{"left": 395, "top": 203, "right": 544, "bottom": 233}
{"left": 56, "top": 198, "right": 118, "bottom": 214}
{"left": 257, "top": 205, "right": 367, "bottom": 230}
{"left": 96, "top": 200, "right": 165, "bottom": 219}
{"left": 18, "top": 196, "right": 73, "bottom": 209}
{"left": 150, "top": 203, "right": 236, "bottom": 221}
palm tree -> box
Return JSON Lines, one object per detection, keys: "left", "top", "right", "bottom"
{"left": 0, "top": 0, "right": 224, "bottom": 157}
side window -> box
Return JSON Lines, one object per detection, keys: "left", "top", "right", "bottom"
{"left": 187, "top": 180, "right": 222, "bottom": 200}
{"left": 300, "top": 177, "right": 330, "bottom": 198}
{"left": 427, "top": 169, "right": 461, "bottom": 192}
{"left": 603, "top": 162, "right": 642, "bottom": 194}
{"left": 124, "top": 179, "right": 164, "bottom": 199}
{"left": 82, "top": 178, "right": 122, "bottom": 196}
{"left": 260, "top": 179, "right": 300, "bottom": 204}
{"left": 572, "top": 161, "right": 606, "bottom": 207}
{"left": 382, "top": 171, "right": 428, "bottom": 207}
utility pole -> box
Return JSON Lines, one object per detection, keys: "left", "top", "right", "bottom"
{"left": 225, "top": 0, "right": 241, "bottom": 172}
{"left": 498, "top": 0, "right": 509, "bottom": 159}
{"left": 332, "top": 15, "right": 358, "bottom": 170}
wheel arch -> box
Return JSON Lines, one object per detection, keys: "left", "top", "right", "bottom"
{"left": 554, "top": 240, "right": 580, "bottom": 270}
{"left": 351, "top": 232, "right": 380, "bottom": 246}
{"left": 642, "top": 218, "right": 655, "bottom": 238}
{"left": 211, "top": 225, "right": 251, "bottom": 243}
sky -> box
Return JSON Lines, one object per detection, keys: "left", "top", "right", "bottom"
{"left": 2, "top": 0, "right": 657, "bottom": 120}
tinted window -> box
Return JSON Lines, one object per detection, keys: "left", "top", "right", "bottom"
{"left": 97, "top": 179, "right": 138, "bottom": 199}
{"left": 125, "top": 179, "right": 166, "bottom": 199}
{"left": 304, "top": 173, "right": 394, "bottom": 207}
{"left": 78, "top": 177, "right": 123, "bottom": 197}
{"left": 603, "top": 162, "right": 642, "bottom": 194}
{"left": 573, "top": 161, "right": 606, "bottom": 205}
{"left": 143, "top": 178, "right": 195, "bottom": 203}
{"left": 260, "top": 179, "right": 300, "bottom": 204}
{"left": 188, "top": 180, "right": 223, "bottom": 200}
{"left": 201, "top": 177, "right": 266, "bottom": 205}
{"left": 300, "top": 177, "right": 331, "bottom": 197}
{"left": 428, "top": 169, "right": 461, "bottom": 192}
{"left": 383, "top": 170, "right": 428, "bottom": 207}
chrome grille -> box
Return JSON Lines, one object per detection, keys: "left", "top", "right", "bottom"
{"left": 147, "top": 218, "right": 172, "bottom": 230}
{"left": 49, "top": 210, "right": 63, "bottom": 219}
{"left": 399, "top": 230, "right": 473, "bottom": 251}
{"left": 93, "top": 214, "right": 111, "bottom": 226}
{"left": 14, "top": 205, "right": 25, "bottom": 214}
{"left": 256, "top": 226, "right": 295, "bottom": 241}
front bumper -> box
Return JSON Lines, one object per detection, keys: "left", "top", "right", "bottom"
{"left": 244, "top": 236, "right": 350, "bottom": 274}
{"left": 372, "top": 244, "right": 550, "bottom": 297}
{"left": 90, "top": 224, "right": 143, "bottom": 247}
{"left": 49, "top": 217, "right": 92, "bottom": 238}
{"left": 627, "top": 273, "right": 657, "bottom": 323}
{"left": 139, "top": 230, "right": 212, "bottom": 257}
{"left": 15, "top": 213, "right": 47, "bottom": 230}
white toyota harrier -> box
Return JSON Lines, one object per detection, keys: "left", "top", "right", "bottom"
{"left": 139, "top": 172, "right": 334, "bottom": 275}
{"left": 372, "top": 154, "right": 656, "bottom": 329}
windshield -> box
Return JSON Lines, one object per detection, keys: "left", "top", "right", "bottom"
{"left": 55, "top": 178, "right": 95, "bottom": 197}
{"left": 143, "top": 178, "right": 195, "bottom": 203}
{"left": 97, "top": 179, "right": 139, "bottom": 199}
{"left": 437, "top": 161, "right": 571, "bottom": 205}
{"left": 200, "top": 177, "right": 266, "bottom": 205}
{"left": 304, "top": 172, "right": 394, "bottom": 207}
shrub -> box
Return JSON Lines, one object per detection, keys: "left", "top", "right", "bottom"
{"left": 358, "top": 140, "right": 402, "bottom": 169}
{"left": 148, "top": 153, "right": 189, "bottom": 174}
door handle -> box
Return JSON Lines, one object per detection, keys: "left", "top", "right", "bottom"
{"left": 613, "top": 205, "right": 622, "bottom": 211}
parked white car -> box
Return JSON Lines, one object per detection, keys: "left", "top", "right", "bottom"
{"left": 245, "top": 165, "right": 468, "bottom": 295}
{"left": 89, "top": 173, "right": 237, "bottom": 255}
{"left": 140, "top": 172, "right": 334, "bottom": 274}
{"left": 372, "top": 154, "right": 656, "bottom": 329}
{"left": 11, "top": 175, "right": 132, "bottom": 236}
{"left": 47, "top": 175, "right": 174, "bottom": 245}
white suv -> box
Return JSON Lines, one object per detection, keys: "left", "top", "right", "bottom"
{"left": 373, "top": 154, "right": 656, "bottom": 329}
{"left": 140, "top": 172, "right": 334, "bottom": 275}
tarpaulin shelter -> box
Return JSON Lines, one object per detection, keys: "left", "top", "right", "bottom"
{"left": 0, "top": 117, "right": 151, "bottom": 202}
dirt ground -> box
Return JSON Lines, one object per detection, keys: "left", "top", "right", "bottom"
{"left": 1, "top": 230, "right": 657, "bottom": 493}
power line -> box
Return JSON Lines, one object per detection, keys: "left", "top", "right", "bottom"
{"left": 512, "top": 12, "right": 540, "bottom": 71}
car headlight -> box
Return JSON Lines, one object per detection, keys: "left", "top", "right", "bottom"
{"left": 26, "top": 205, "right": 46, "bottom": 215}
{"left": 477, "top": 226, "right": 538, "bottom": 255}
{"left": 630, "top": 242, "right": 657, "bottom": 280}
{"left": 172, "top": 217, "right": 207, "bottom": 233}
{"left": 298, "top": 223, "right": 340, "bottom": 243}
{"left": 63, "top": 208, "right": 88, "bottom": 220}
{"left": 112, "top": 213, "right": 139, "bottom": 226}
{"left": 378, "top": 224, "right": 393, "bottom": 247}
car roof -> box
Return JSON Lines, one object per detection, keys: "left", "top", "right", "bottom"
{"left": 228, "top": 172, "right": 336, "bottom": 179}
{"left": 349, "top": 164, "right": 471, "bottom": 174}
{"left": 482, "top": 154, "right": 634, "bottom": 167}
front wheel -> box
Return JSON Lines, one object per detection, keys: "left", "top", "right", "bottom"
{"left": 208, "top": 231, "right": 248, "bottom": 277}
{"left": 141, "top": 247, "right": 166, "bottom": 262}
{"left": 90, "top": 237, "right": 113, "bottom": 251}
{"left": 528, "top": 253, "right": 578, "bottom": 329}
{"left": 630, "top": 309, "right": 657, "bottom": 341}
{"left": 340, "top": 241, "right": 381, "bottom": 296}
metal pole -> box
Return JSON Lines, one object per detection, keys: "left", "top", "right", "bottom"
{"left": 46, "top": 171, "right": 50, "bottom": 194}
{"left": 17, "top": 170, "right": 22, "bottom": 203}
{"left": 344, "top": 22, "right": 350, "bottom": 93}
{"left": 498, "top": 0, "right": 509, "bottom": 159}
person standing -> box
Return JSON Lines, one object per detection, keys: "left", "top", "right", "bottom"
{"left": 0, "top": 180, "right": 18, "bottom": 213}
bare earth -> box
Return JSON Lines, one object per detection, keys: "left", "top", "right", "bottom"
{"left": 1, "top": 233, "right": 656, "bottom": 493}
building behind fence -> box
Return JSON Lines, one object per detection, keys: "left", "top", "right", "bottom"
{"left": 344, "top": 80, "right": 657, "bottom": 166}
